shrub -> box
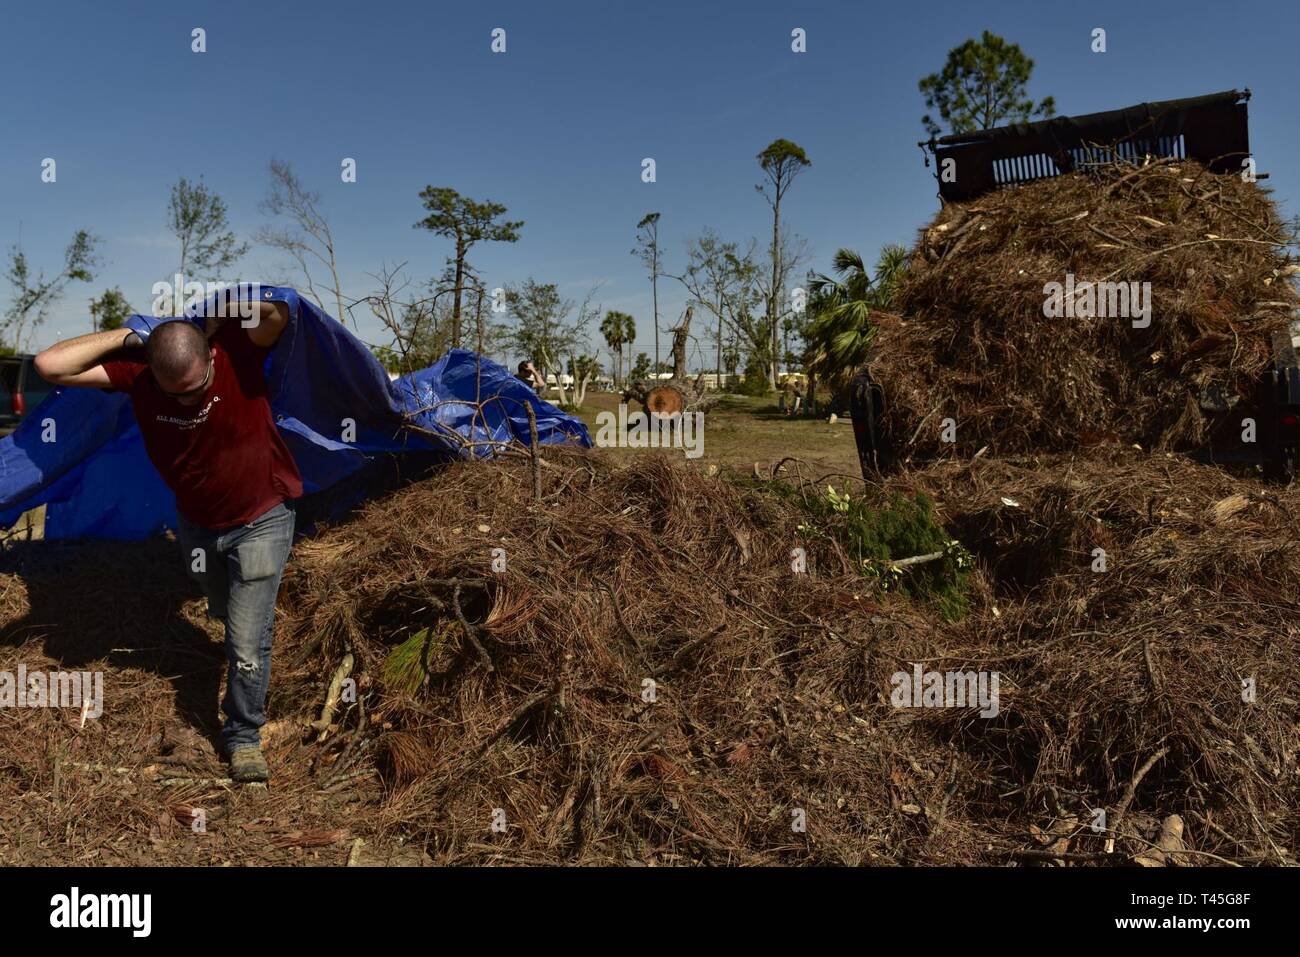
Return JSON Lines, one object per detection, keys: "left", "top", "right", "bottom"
{"left": 801, "top": 487, "right": 972, "bottom": 620}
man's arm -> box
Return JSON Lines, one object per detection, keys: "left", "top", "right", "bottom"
{"left": 523, "top": 362, "right": 545, "bottom": 391}
{"left": 33, "top": 329, "right": 136, "bottom": 388}
{"left": 207, "top": 299, "right": 289, "bottom": 348}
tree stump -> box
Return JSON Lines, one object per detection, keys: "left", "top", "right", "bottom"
{"left": 620, "top": 304, "right": 717, "bottom": 415}
{"left": 622, "top": 377, "right": 716, "bottom": 416}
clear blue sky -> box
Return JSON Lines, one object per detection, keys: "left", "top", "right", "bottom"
{"left": 3, "top": 0, "right": 1297, "bottom": 363}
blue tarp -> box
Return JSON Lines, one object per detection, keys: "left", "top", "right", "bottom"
{"left": 0, "top": 285, "right": 591, "bottom": 540}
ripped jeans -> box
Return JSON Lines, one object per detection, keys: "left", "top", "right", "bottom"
{"left": 176, "top": 501, "right": 295, "bottom": 756}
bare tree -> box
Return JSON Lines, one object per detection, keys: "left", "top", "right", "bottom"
{"left": 633, "top": 213, "right": 663, "bottom": 372}
{"left": 562, "top": 288, "right": 603, "bottom": 407}
{"left": 674, "top": 230, "right": 761, "bottom": 386}
{"left": 351, "top": 262, "right": 445, "bottom": 374}
{"left": 753, "top": 229, "right": 809, "bottom": 382}
{"left": 258, "top": 159, "right": 347, "bottom": 324}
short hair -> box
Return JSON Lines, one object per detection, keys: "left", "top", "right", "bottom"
{"left": 147, "top": 321, "right": 209, "bottom": 382}
{"left": 518, "top": 360, "right": 530, "bottom": 373}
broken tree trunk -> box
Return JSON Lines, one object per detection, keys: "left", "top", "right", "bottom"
{"left": 622, "top": 305, "right": 717, "bottom": 415}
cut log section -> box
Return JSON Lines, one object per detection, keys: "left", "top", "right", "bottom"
{"left": 622, "top": 377, "right": 716, "bottom": 416}
{"left": 621, "top": 305, "right": 718, "bottom": 415}
{"left": 646, "top": 384, "right": 686, "bottom": 417}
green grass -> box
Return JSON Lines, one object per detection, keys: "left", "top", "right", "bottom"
{"left": 565, "top": 390, "right": 862, "bottom": 478}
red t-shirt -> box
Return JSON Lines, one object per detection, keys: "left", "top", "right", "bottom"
{"left": 103, "top": 322, "right": 303, "bottom": 530}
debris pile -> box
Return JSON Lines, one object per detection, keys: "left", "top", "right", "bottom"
{"left": 870, "top": 160, "right": 1298, "bottom": 461}
{"left": 280, "top": 450, "right": 951, "bottom": 864}
{"left": 0, "top": 448, "right": 1295, "bottom": 864}
{"left": 887, "top": 447, "right": 1300, "bottom": 863}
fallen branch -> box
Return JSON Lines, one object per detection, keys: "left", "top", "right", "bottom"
{"left": 312, "top": 652, "right": 355, "bottom": 741}
{"left": 471, "top": 688, "right": 554, "bottom": 761}
{"left": 525, "top": 403, "right": 542, "bottom": 502}
{"left": 890, "top": 551, "right": 944, "bottom": 570}
{"left": 452, "top": 583, "right": 494, "bottom": 673}
{"left": 1106, "top": 747, "right": 1169, "bottom": 854}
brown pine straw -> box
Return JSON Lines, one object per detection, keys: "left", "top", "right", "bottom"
{"left": 869, "top": 159, "right": 1299, "bottom": 462}
{"left": 0, "top": 445, "right": 1296, "bottom": 864}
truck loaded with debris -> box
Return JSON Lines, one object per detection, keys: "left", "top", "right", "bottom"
{"left": 858, "top": 90, "right": 1300, "bottom": 478}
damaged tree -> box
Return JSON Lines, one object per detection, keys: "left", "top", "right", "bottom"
{"left": 621, "top": 305, "right": 716, "bottom": 416}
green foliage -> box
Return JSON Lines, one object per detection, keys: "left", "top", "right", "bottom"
{"left": 736, "top": 352, "right": 772, "bottom": 395}
{"left": 88, "top": 287, "right": 133, "bottom": 331}
{"left": 167, "top": 176, "right": 248, "bottom": 279}
{"left": 632, "top": 212, "right": 662, "bottom": 276}
{"left": 918, "top": 31, "right": 1056, "bottom": 136}
{"left": 567, "top": 354, "right": 601, "bottom": 379}
{"left": 756, "top": 139, "right": 812, "bottom": 193}
{"left": 722, "top": 342, "right": 741, "bottom": 377}
{"left": 804, "top": 245, "right": 908, "bottom": 389}
{"left": 630, "top": 351, "right": 652, "bottom": 381}
{"left": 504, "top": 278, "right": 592, "bottom": 384}
{"left": 383, "top": 629, "right": 432, "bottom": 695}
{"left": 600, "top": 310, "right": 636, "bottom": 385}
{"left": 371, "top": 344, "right": 404, "bottom": 373}
{"left": 800, "top": 487, "right": 972, "bottom": 620}
{"left": 3, "top": 230, "right": 101, "bottom": 350}
{"left": 414, "top": 187, "right": 523, "bottom": 247}
{"left": 414, "top": 188, "right": 523, "bottom": 348}
{"left": 382, "top": 623, "right": 457, "bottom": 695}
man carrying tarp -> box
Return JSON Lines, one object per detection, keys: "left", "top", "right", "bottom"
{"left": 34, "top": 295, "right": 302, "bottom": 783}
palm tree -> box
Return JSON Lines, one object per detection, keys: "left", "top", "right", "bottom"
{"left": 620, "top": 312, "right": 635, "bottom": 382}
{"left": 601, "top": 310, "right": 636, "bottom": 388}
{"left": 804, "top": 245, "right": 908, "bottom": 392}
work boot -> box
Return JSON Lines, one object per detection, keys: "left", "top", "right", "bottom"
{"left": 229, "top": 746, "right": 270, "bottom": 783}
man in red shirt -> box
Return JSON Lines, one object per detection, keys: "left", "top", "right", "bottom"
{"left": 35, "top": 297, "right": 303, "bottom": 782}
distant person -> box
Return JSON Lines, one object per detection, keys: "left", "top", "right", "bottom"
{"left": 781, "top": 378, "right": 802, "bottom": 416}
{"left": 34, "top": 297, "right": 300, "bottom": 784}
{"left": 517, "top": 360, "right": 545, "bottom": 393}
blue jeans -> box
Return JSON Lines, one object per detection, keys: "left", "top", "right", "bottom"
{"left": 176, "top": 501, "right": 295, "bottom": 756}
